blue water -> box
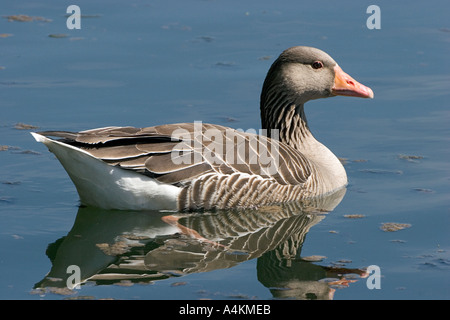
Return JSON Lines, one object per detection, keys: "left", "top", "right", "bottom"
{"left": 1, "top": 0, "right": 449, "bottom": 300}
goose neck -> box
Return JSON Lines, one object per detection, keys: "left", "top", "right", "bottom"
{"left": 261, "top": 98, "right": 312, "bottom": 150}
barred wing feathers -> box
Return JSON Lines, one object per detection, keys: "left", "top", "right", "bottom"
{"left": 37, "top": 123, "right": 314, "bottom": 210}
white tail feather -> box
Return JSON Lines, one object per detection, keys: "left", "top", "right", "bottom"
{"left": 31, "top": 133, "right": 180, "bottom": 210}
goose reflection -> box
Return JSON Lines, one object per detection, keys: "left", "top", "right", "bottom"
{"left": 34, "top": 188, "right": 368, "bottom": 299}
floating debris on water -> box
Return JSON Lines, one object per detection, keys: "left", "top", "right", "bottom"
{"left": 412, "top": 188, "right": 434, "bottom": 193}
{"left": 390, "top": 239, "right": 406, "bottom": 243}
{"left": 226, "top": 293, "right": 253, "bottom": 299}
{"left": 359, "top": 169, "right": 403, "bottom": 175}
{"left": 64, "top": 295, "right": 97, "bottom": 300}
{"left": 171, "top": 281, "right": 187, "bottom": 287}
{"left": 0, "top": 33, "right": 13, "bottom": 38}
{"left": 215, "top": 116, "right": 239, "bottom": 123}
{"left": 258, "top": 55, "right": 272, "bottom": 61}
{"left": 336, "top": 259, "right": 352, "bottom": 264}
{"left": 417, "top": 257, "right": 450, "bottom": 271}
{"left": 215, "top": 61, "right": 236, "bottom": 67}
{"left": 115, "top": 280, "right": 133, "bottom": 287}
{"left": 2, "top": 180, "right": 21, "bottom": 185}
{"left": 30, "top": 286, "right": 75, "bottom": 296}
{"left": 0, "top": 196, "right": 14, "bottom": 204}
{"left": 161, "top": 23, "right": 191, "bottom": 31}
{"left": 397, "top": 154, "right": 424, "bottom": 162}
{"left": 301, "top": 255, "right": 326, "bottom": 262}
{"left": 14, "top": 122, "right": 39, "bottom": 130}
{"left": 339, "top": 158, "right": 368, "bottom": 165}
{"left": 5, "top": 14, "right": 34, "bottom": 22}
{"left": 197, "top": 35, "right": 214, "bottom": 42}
{"left": 13, "top": 150, "right": 41, "bottom": 155}
{"left": 344, "top": 214, "right": 365, "bottom": 219}
{"left": 380, "top": 222, "right": 411, "bottom": 232}
{"left": 48, "top": 33, "right": 68, "bottom": 39}
{"left": 2, "top": 145, "right": 21, "bottom": 151}
{"left": 4, "top": 15, "right": 51, "bottom": 22}
{"left": 224, "top": 116, "right": 238, "bottom": 123}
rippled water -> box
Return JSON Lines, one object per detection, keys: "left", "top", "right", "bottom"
{"left": 1, "top": 0, "right": 449, "bottom": 300}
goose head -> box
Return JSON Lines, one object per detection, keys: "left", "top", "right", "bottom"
{"left": 261, "top": 46, "right": 373, "bottom": 111}
{"left": 260, "top": 46, "right": 373, "bottom": 137}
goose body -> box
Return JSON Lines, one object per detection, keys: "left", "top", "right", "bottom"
{"left": 32, "top": 46, "right": 373, "bottom": 211}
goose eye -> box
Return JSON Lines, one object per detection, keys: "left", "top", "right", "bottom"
{"left": 312, "top": 61, "right": 323, "bottom": 69}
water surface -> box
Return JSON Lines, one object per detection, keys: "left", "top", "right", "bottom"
{"left": 1, "top": 0, "right": 449, "bottom": 300}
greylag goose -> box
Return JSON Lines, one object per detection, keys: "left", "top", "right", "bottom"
{"left": 31, "top": 46, "right": 373, "bottom": 211}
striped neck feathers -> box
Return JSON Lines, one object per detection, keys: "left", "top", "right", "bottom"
{"left": 260, "top": 88, "right": 312, "bottom": 150}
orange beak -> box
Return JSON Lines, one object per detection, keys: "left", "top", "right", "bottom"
{"left": 332, "top": 65, "right": 374, "bottom": 99}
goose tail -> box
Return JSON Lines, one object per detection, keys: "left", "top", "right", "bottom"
{"left": 31, "top": 132, "right": 180, "bottom": 211}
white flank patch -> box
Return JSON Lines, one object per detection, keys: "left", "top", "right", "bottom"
{"left": 31, "top": 132, "right": 180, "bottom": 210}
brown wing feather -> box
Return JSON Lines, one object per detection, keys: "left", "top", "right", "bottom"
{"left": 37, "top": 123, "right": 312, "bottom": 189}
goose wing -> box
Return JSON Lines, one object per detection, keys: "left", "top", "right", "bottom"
{"left": 38, "top": 123, "right": 311, "bottom": 186}
{"left": 38, "top": 123, "right": 314, "bottom": 210}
